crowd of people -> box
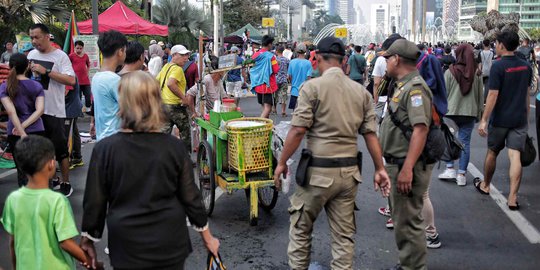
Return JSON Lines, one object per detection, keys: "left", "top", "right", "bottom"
{"left": 0, "top": 21, "right": 538, "bottom": 270}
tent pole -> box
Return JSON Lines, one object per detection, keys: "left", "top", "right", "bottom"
{"left": 213, "top": 0, "right": 219, "bottom": 55}
{"left": 92, "top": 0, "right": 98, "bottom": 35}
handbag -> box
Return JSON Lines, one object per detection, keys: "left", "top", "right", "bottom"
{"left": 439, "top": 118, "right": 465, "bottom": 162}
{"left": 207, "top": 252, "right": 226, "bottom": 270}
{"left": 521, "top": 135, "right": 537, "bottom": 167}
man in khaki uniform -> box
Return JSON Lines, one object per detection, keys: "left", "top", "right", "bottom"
{"left": 274, "top": 37, "right": 391, "bottom": 270}
{"left": 379, "top": 39, "right": 434, "bottom": 270}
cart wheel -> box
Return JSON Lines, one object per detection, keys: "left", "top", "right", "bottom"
{"left": 258, "top": 186, "right": 278, "bottom": 211}
{"left": 198, "top": 140, "right": 215, "bottom": 216}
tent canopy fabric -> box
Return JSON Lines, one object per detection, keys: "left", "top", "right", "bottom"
{"left": 228, "top": 23, "right": 263, "bottom": 41}
{"left": 77, "top": 1, "right": 168, "bottom": 36}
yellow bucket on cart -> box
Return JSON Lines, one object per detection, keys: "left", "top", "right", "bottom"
{"left": 226, "top": 117, "right": 273, "bottom": 173}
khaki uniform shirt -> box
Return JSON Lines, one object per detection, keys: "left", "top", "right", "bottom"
{"left": 291, "top": 67, "right": 377, "bottom": 158}
{"left": 380, "top": 70, "right": 433, "bottom": 158}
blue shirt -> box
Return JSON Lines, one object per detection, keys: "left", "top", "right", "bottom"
{"left": 287, "top": 58, "right": 312, "bottom": 96}
{"left": 92, "top": 71, "right": 121, "bottom": 141}
{"left": 227, "top": 56, "right": 244, "bottom": 82}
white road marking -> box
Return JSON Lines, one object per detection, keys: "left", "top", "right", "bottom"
{"left": 215, "top": 188, "right": 224, "bottom": 200}
{"left": 0, "top": 169, "right": 16, "bottom": 179}
{"left": 468, "top": 162, "right": 540, "bottom": 244}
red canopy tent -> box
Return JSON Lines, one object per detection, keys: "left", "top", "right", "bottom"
{"left": 77, "top": 1, "right": 168, "bottom": 36}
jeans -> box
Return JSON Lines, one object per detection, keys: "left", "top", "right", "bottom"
{"left": 446, "top": 117, "right": 476, "bottom": 174}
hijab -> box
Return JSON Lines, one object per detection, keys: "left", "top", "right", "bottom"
{"left": 449, "top": 44, "right": 477, "bottom": 96}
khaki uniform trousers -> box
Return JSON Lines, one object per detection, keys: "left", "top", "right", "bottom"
{"left": 386, "top": 161, "right": 433, "bottom": 270}
{"left": 288, "top": 166, "right": 361, "bottom": 270}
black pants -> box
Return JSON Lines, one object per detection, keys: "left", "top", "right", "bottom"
{"left": 536, "top": 99, "right": 540, "bottom": 160}
{"left": 7, "top": 131, "right": 46, "bottom": 187}
{"left": 114, "top": 258, "right": 185, "bottom": 270}
{"left": 64, "top": 118, "right": 82, "bottom": 160}
{"left": 79, "top": 84, "right": 92, "bottom": 108}
{"left": 483, "top": 76, "right": 489, "bottom": 101}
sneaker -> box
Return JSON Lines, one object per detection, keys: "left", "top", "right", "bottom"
{"left": 69, "top": 158, "right": 84, "bottom": 170}
{"left": 386, "top": 218, "right": 394, "bottom": 229}
{"left": 51, "top": 177, "right": 61, "bottom": 190}
{"left": 426, "top": 233, "right": 442, "bottom": 249}
{"left": 59, "top": 182, "right": 73, "bottom": 197}
{"left": 456, "top": 174, "right": 467, "bottom": 186}
{"left": 378, "top": 207, "right": 391, "bottom": 217}
{"left": 438, "top": 168, "right": 456, "bottom": 180}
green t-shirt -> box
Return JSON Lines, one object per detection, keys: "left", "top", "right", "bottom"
{"left": 1, "top": 187, "right": 79, "bottom": 270}
{"left": 347, "top": 54, "right": 366, "bottom": 80}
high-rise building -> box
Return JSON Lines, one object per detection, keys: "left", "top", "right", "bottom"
{"left": 488, "top": 0, "right": 540, "bottom": 29}
{"left": 371, "top": 3, "right": 390, "bottom": 37}
{"left": 435, "top": 0, "right": 444, "bottom": 24}
{"left": 458, "top": 0, "right": 488, "bottom": 40}
{"left": 443, "top": 0, "right": 460, "bottom": 26}
{"left": 336, "top": 0, "right": 355, "bottom": 24}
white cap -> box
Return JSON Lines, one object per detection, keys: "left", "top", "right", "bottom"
{"left": 150, "top": 40, "right": 157, "bottom": 45}
{"left": 170, "top": 45, "right": 191, "bottom": 55}
{"left": 157, "top": 41, "right": 165, "bottom": 47}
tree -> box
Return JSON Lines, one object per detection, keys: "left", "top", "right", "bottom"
{"left": 526, "top": 28, "right": 540, "bottom": 42}
{"left": 223, "top": 0, "right": 271, "bottom": 34}
{"left": 152, "top": 0, "right": 211, "bottom": 49}
{"left": 309, "top": 9, "right": 344, "bottom": 38}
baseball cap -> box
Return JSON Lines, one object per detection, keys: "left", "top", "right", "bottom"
{"left": 170, "top": 45, "right": 191, "bottom": 55}
{"left": 158, "top": 41, "right": 165, "bottom": 47}
{"left": 230, "top": 46, "right": 239, "bottom": 52}
{"left": 296, "top": 43, "right": 307, "bottom": 53}
{"left": 379, "top": 34, "right": 404, "bottom": 55}
{"left": 381, "top": 39, "right": 420, "bottom": 61}
{"left": 150, "top": 40, "right": 157, "bottom": 45}
{"left": 316, "top": 37, "right": 346, "bottom": 56}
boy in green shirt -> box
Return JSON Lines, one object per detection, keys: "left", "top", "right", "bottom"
{"left": 1, "top": 135, "right": 92, "bottom": 269}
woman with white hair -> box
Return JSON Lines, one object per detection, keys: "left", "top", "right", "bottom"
{"left": 148, "top": 44, "right": 164, "bottom": 77}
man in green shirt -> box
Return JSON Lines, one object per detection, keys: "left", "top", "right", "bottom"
{"left": 1, "top": 136, "right": 91, "bottom": 269}
{"left": 346, "top": 45, "right": 366, "bottom": 85}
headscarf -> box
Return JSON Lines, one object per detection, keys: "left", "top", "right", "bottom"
{"left": 449, "top": 43, "right": 476, "bottom": 96}
{"left": 149, "top": 44, "right": 163, "bottom": 58}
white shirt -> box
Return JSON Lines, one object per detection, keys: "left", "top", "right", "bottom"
{"left": 28, "top": 49, "right": 75, "bottom": 118}
{"left": 372, "top": 56, "right": 388, "bottom": 102}
{"left": 187, "top": 74, "right": 227, "bottom": 114}
{"left": 148, "top": 56, "right": 163, "bottom": 77}
{"left": 283, "top": 49, "right": 293, "bottom": 60}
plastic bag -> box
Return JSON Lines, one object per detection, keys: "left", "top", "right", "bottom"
{"left": 207, "top": 252, "right": 226, "bottom": 270}
{"left": 272, "top": 121, "right": 294, "bottom": 193}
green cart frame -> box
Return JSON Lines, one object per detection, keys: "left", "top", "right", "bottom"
{"left": 195, "top": 111, "right": 279, "bottom": 226}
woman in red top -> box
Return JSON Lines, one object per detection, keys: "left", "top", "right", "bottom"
{"left": 69, "top": 40, "right": 92, "bottom": 110}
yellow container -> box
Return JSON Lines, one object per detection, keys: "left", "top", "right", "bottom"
{"left": 226, "top": 118, "right": 273, "bottom": 173}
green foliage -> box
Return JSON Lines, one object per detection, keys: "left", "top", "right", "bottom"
{"left": 223, "top": 0, "right": 271, "bottom": 34}
{"left": 152, "top": 0, "right": 211, "bottom": 50}
{"left": 309, "top": 9, "right": 344, "bottom": 38}
{"left": 526, "top": 28, "right": 540, "bottom": 42}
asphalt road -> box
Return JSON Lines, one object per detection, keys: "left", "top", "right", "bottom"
{"left": 0, "top": 96, "right": 539, "bottom": 270}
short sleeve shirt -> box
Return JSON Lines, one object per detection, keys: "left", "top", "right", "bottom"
{"left": 92, "top": 71, "right": 121, "bottom": 141}
{"left": 380, "top": 71, "right": 432, "bottom": 158}
{"left": 157, "top": 63, "right": 186, "bottom": 105}
{"left": 1, "top": 187, "right": 79, "bottom": 270}
{"left": 488, "top": 55, "right": 532, "bottom": 128}
{"left": 186, "top": 74, "right": 226, "bottom": 114}
{"left": 287, "top": 59, "right": 312, "bottom": 97}
{"left": 28, "top": 49, "right": 75, "bottom": 118}
{"left": 68, "top": 53, "right": 90, "bottom": 85}
{"left": 0, "top": 80, "right": 45, "bottom": 134}
{"left": 226, "top": 56, "right": 244, "bottom": 82}
{"left": 372, "top": 56, "right": 387, "bottom": 77}
{"left": 347, "top": 54, "right": 366, "bottom": 80}
{"left": 276, "top": 56, "right": 290, "bottom": 84}
{"left": 291, "top": 67, "right": 376, "bottom": 157}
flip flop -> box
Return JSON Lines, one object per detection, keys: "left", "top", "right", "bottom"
{"left": 508, "top": 202, "right": 520, "bottom": 211}
{"left": 473, "top": 177, "right": 489, "bottom": 195}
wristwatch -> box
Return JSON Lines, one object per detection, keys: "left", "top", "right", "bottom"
{"left": 45, "top": 68, "right": 51, "bottom": 76}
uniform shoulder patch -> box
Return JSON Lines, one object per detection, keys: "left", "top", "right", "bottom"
{"left": 409, "top": 89, "right": 423, "bottom": 96}
{"left": 410, "top": 95, "right": 423, "bottom": 107}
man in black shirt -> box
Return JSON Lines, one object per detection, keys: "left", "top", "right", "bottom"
{"left": 476, "top": 31, "right": 532, "bottom": 211}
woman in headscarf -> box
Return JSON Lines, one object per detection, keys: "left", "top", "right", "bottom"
{"left": 148, "top": 44, "right": 164, "bottom": 77}
{"left": 438, "top": 43, "right": 484, "bottom": 186}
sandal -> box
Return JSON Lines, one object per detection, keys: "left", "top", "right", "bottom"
{"left": 508, "top": 202, "right": 520, "bottom": 211}
{"left": 473, "top": 177, "right": 489, "bottom": 195}
{"left": 281, "top": 113, "right": 288, "bottom": 117}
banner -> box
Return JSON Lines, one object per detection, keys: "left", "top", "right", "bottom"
{"left": 73, "top": 35, "right": 100, "bottom": 79}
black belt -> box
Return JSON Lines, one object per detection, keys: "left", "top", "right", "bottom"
{"left": 310, "top": 157, "right": 358, "bottom": 168}
{"left": 384, "top": 156, "right": 406, "bottom": 165}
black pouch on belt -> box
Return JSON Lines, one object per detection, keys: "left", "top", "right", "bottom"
{"left": 356, "top": 151, "right": 363, "bottom": 174}
{"left": 295, "top": 149, "right": 313, "bottom": 186}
